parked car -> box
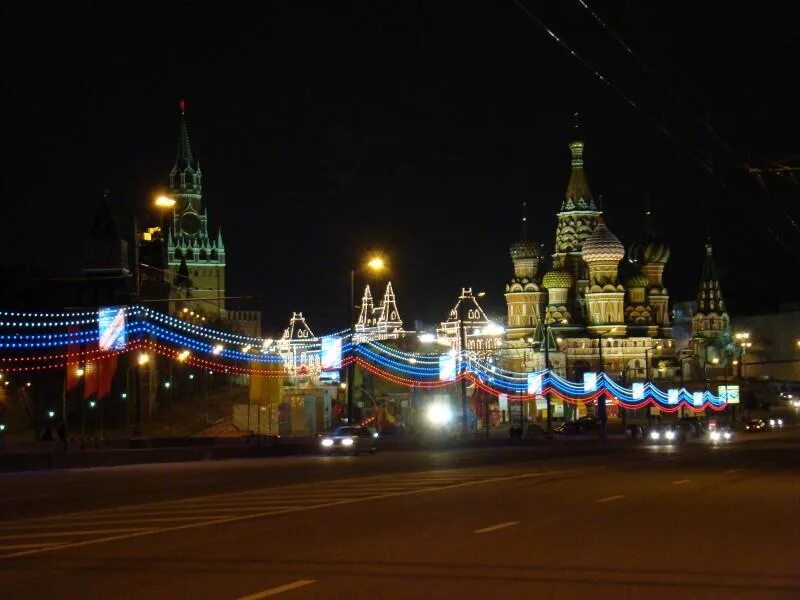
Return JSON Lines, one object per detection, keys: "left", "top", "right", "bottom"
{"left": 319, "top": 426, "right": 378, "bottom": 455}
{"left": 744, "top": 419, "right": 767, "bottom": 433}
{"left": 555, "top": 417, "right": 600, "bottom": 435}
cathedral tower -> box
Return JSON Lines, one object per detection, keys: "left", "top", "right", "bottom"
{"left": 692, "top": 241, "right": 729, "bottom": 337}
{"left": 505, "top": 202, "right": 546, "bottom": 339}
{"left": 553, "top": 114, "right": 602, "bottom": 292}
{"left": 165, "top": 101, "right": 226, "bottom": 318}
{"left": 582, "top": 218, "right": 626, "bottom": 333}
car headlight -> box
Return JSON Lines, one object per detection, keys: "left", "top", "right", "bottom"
{"left": 777, "top": 419, "right": 783, "bottom": 426}
{"left": 341, "top": 437, "right": 354, "bottom": 446}
{"left": 769, "top": 419, "right": 776, "bottom": 426}
{"left": 373, "top": 432, "right": 379, "bottom": 439}
{"left": 710, "top": 431, "right": 721, "bottom": 441}
{"left": 665, "top": 430, "right": 676, "bottom": 441}
{"left": 723, "top": 432, "right": 732, "bottom": 440}
{"left": 650, "top": 431, "right": 660, "bottom": 440}
{"left": 321, "top": 438, "right": 333, "bottom": 447}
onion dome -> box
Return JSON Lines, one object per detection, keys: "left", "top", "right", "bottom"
{"left": 510, "top": 239, "right": 541, "bottom": 261}
{"left": 629, "top": 238, "right": 670, "bottom": 265}
{"left": 582, "top": 218, "right": 624, "bottom": 263}
{"left": 542, "top": 268, "right": 574, "bottom": 289}
{"left": 623, "top": 271, "right": 649, "bottom": 289}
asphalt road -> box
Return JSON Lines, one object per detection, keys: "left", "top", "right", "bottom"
{"left": 1, "top": 431, "right": 798, "bottom": 598}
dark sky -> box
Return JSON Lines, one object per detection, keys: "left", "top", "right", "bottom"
{"left": 4, "top": 1, "right": 800, "bottom": 334}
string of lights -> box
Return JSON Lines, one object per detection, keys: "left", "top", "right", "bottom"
{"left": 0, "top": 305, "right": 728, "bottom": 409}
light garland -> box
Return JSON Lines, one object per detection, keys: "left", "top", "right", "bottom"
{"left": 0, "top": 305, "right": 729, "bottom": 410}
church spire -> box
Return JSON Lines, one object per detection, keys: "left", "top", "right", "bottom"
{"left": 692, "top": 238, "right": 730, "bottom": 336}
{"left": 176, "top": 99, "right": 194, "bottom": 169}
{"left": 520, "top": 200, "right": 528, "bottom": 240}
{"left": 562, "top": 112, "right": 595, "bottom": 211}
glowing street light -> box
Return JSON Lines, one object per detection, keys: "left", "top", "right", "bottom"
{"left": 177, "top": 350, "right": 191, "bottom": 362}
{"left": 212, "top": 344, "right": 224, "bottom": 355}
{"left": 367, "top": 256, "right": 386, "bottom": 271}
{"left": 137, "top": 353, "right": 150, "bottom": 366}
{"left": 154, "top": 195, "right": 176, "bottom": 208}
{"left": 76, "top": 367, "right": 85, "bottom": 377}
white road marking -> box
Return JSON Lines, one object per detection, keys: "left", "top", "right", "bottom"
{"left": 1, "top": 471, "right": 542, "bottom": 558}
{"left": 0, "top": 542, "right": 67, "bottom": 551}
{"left": 474, "top": 521, "right": 519, "bottom": 534}
{"left": 0, "top": 528, "right": 148, "bottom": 540}
{"left": 596, "top": 494, "right": 626, "bottom": 503}
{"left": 673, "top": 479, "right": 690, "bottom": 485}
{"left": 237, "top": 579, "right": 316, "bottom": 599}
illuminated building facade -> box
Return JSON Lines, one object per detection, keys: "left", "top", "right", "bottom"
{"left": 503, "top": 116, "right": 678, "bottom": 384}
{"left": 354, "top": 282, "right": 405, "bottom": 342}
{"left": 438, "top": 288, "right": 504, "bottom": 358}
{"left": 163, "top": 103, "right": 260, "bottom": 336}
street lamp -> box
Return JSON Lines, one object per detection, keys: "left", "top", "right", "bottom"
{"left": 134, "top": 352, "right": 149, "bottom": 436}
{"left": 346, "top": 254, "right": 387, "bottom": 424}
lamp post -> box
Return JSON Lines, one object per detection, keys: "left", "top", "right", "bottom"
{"left": 346, "top": 256, "right": 386, "bottom": 425}
{"left": 134, "top": 351, "right": 149, "bottom": 436}
{"left": 596, "top": 328, "right": 617, "bottom": 438}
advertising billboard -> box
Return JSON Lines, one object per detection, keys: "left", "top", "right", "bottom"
{"left": 439, "top": 354, "right": 457, "bottom": 382}
{"left": 98, "top": 306, "right": 127, "bottom": 351}
{"left": 320, "top": 337, "right": 342, "bottom": 371}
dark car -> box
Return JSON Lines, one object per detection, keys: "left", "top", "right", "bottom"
{"left": 744, "top": 419, "right": 767, "bottom": 433}
{"left": 647, "top": 423, "right": 686, "bottom": 444}
{"left": 319, "top": 426, "right": 378, "bottom": 455}
{"left": 555, "top": 417, "right": 599, "bottom": 435}
{"left": 678, "top": 417, "right": 706, "bottom": 437}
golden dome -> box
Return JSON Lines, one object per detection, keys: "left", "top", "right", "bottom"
{"left": 582, "top": 219, "right": 624, "bottom": 263}
{"left": 542, "top": 269, "right": 575, "bottom": 289}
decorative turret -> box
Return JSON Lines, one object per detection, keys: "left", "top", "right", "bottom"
{"left": 623, "top": 269, "right": 653, "bottom": 325}
{"left": 582, "top": 218, "right": 626, "bottom": 329}
{"left": 378, "top": 282, "right": 403, "bottom": 328}
{"left": 627, "top": 204, "right": 671, "bottom": 329}
{"left": 505, "top": 202, "right": 546, "bottom": 338}
{"left": 541, "top": 260, "right": 574, "bottom": 325}
{"left": 692, "top": 241, "right": 730, "bottom": 337}
{"left": 553, "top": 113, "right": 602, "bottom": 284}
{"left": 582, "top": 218, "right": 624, "bottom": 286}
{"left": 282, "top": 312, "right": 315, "bottom": 340}
{"left": 356, "top": 285, "right": 375, "bottom": 328}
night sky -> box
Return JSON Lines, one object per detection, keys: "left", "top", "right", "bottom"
{"left": 4, "top": 1, "right": 799, "bottom": 334}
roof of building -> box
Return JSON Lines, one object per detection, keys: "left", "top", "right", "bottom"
{"left": 582, "top": 218, "right": 625, "bottom": 263}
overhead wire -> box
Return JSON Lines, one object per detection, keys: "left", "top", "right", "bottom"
{"left": 511, "top": 0, "right": 800, "bottom": 259}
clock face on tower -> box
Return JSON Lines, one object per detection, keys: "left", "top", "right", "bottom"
{"left": 179, "top": 211, "right": 202, "bottom": 236}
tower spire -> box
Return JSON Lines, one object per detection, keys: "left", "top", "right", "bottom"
{"left": 563, "top": 111, "right": 594, "bottom": 211}
{"left": 176, "top": 99, "right": 194, "bottom": 168}
{"left": 521, "top": 201, "right": 528, "bottom": 240}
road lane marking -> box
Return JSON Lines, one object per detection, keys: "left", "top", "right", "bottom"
{"left": 474, "top": 521, "right": 519, "bottom": 534}
{"left": 0, "top": 542, "right": 67, "bottom": 551}
{"left": 673, "top": 479, "right": 690, "bottom": 485}
{"left": 596, "top": 495, "right": 625, "bottom": 503}
{"left": 237, "top": 580, "right": 316, "bottom": 599}
{"left": 0, "top": 471, "right": 544, "bottom": 558}
{"left": 0, "top": 528, "right": 149, "bottom": 540}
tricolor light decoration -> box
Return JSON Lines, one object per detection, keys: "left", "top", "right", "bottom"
{"left": 0, "top": 305, "right": 730, "bottom": 410}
